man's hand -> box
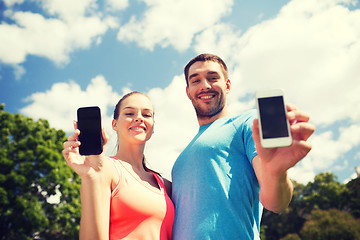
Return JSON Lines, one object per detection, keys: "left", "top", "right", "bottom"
{"left": 252, "top": 103, "right": 315, "bottom": 175}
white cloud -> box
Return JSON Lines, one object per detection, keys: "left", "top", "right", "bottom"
{"left": 20, "top": 75, "right": 121, "bottom": 134}
{"left": 19, "top": 75, "right": 197, "bottom": 180}
{"left": 15, "top": 0, "right": 360, "bottom": 184}
{"left": 145, "top": 76, "right": 198, "bottom": 179}
{"left": 189, "top": 0, "right": 360, "bottom": 183}
{"left": 291, "top": 123, "right": 360, "bottom": 183}
{"left": 3, "top": 0, "right": 24, "bottom": 7}
{"left": 117, "top": 0, "right": 233, "bottom": 51}
{"left": 0, "top": 0, "right": 118, "bottom": 66}
{"left": 13, "top": 64, "right": 26, "bottom": 80}
{"left": 105, "top": 0, "right": 129, "bottom": 11}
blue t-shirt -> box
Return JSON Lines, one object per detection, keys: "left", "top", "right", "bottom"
{"left": 171, "top": 110, "right": 262, "bottom": 240}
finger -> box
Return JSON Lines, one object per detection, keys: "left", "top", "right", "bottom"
{"left": 291, "top": 140, "right": 313, "bottom": 159}
{"left": 62, "top": 148, "right": 75, "bottom": 162}
{"left": 287, "top": 109, "right": 310, "bottom": 124}
{"left": 102, "top": 128, "right": 109, "bottom": 146}
{"left": 67, "top": 129, "right": 80, "bottom": 141}
{"left": 63, "top": 140, "right": 81, "bottom": 149}
{"left": 291, "top": 122, "right": 315, "bottom": 141}
{"left": 73, "top": 121, "right": 78, "bottom": 130}
{"left": 286, "top": 103, "right": 297, "bottom": 112}
{"left": 251, "top": 119, "right": 261, "bottom": 146}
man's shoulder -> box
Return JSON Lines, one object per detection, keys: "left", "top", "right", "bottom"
{"left": 231, "top": 109, "right": 257, "bottom": 124}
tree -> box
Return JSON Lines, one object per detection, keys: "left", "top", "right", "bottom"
{"left": 261, "top": 181, "right": 306, "bottom": 240}
{"left": 302, "top": 172, "right": 347, "bottom": 212}
{"left": 343, "top": 177, "right": 360, "bottom": 218}
{"left": 261, "top": 173, "right": 359, "bottom": 240}
{"left": 300, "top": 209, "right": 360, "bottom": 240}
{"left": 281, "top": 233, "right": 301, "bottom": 240}
{"left": 0, "top": 104, "right": 81, "bottom": 239}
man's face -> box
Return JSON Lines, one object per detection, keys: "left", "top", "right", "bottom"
{"left": 186, "top": 61, "right": 231, "bottom": 119}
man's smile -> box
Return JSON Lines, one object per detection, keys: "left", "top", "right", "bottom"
{"left": 197, "top": 92, "right": 217, "bottom": 102}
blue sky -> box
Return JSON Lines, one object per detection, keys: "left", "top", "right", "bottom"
{"left": 1, "top": 0, "right": 360, "bottom": 183}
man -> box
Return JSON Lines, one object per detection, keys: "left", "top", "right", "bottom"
{"left": 171, "top": 53, "right": 315, "bottom": 239}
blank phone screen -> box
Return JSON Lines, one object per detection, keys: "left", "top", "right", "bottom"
{"left": 77, "top": 107, "right": 103, "bottom": 155}
{"left": 258, "top": 96, "right": 289, "bottom": 139}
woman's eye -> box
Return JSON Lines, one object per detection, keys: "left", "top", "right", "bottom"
{"left": 125, "top": 113, "right": 133, "bottom": 116}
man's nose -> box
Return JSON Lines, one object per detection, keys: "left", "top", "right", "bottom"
{"left": 200, "top": 79, "right": 211, "bottom": 90}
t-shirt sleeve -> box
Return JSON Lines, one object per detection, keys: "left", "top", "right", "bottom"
{"left": 243, "top": 110, "right": 258, "bottom": 164}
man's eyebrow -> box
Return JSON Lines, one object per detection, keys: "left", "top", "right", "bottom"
{"left": 207, "top": 71, "right": 220, "bottom": 76}
{"left": 189, "top": 73, "right": 199, "bottom": 80}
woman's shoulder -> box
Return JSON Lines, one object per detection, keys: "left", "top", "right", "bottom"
{"left": 106, "top": 156, "right": 122, "bottom": 191}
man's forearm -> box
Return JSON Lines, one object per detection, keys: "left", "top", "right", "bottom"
{"left": 259, "top": 171, "right": 293, "bottom": 214}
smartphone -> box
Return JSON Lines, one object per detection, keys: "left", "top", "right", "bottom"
{"left": 255, "top": 89, "right": 292, "bottom": 148}
{"left": 77, "top": 106, "right": 103, "bottom": 155}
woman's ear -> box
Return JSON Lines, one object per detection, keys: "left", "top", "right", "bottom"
{"left": 112, "top": 119, "right": 118, "bottom": 131}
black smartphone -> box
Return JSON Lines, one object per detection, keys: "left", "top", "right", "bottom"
{"left": 255, "top": 89, "right": 292, "bottom": 148}
{"left": 77, "top": 106, "right": 103, "bottom": 155}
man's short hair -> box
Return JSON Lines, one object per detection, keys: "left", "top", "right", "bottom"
{"left": 184, "top": 53, "right": 228, "bottom": 85}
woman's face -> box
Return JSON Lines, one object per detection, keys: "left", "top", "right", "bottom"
{"left": 112, "top": 93, "right": 154, "bottom": 144}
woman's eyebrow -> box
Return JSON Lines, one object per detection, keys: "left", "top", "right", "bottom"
{"left": 122, "top": 107, "right": 153, "bottom": 112}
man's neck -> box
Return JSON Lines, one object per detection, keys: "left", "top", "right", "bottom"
{"left": 197, "top": 108, "right": 231, "bottom": 126}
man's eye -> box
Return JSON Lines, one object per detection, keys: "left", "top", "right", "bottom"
{"left": 191, "top": 79, "right": 200, "bottom": 84}
{"left": 143, "top": 114, "right": 152, "bottom": 118}
{"left": 125, "top": 113, "right": 133, "bottom": 116}
{"left": 209, "top": 76, "right": 218, "bottom": 81}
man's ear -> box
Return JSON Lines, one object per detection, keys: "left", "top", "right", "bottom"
{"left": 186, "top": 86, "right": 191, "bottom": 99}
{"left": 112, "top": 119, "right": 118, "bottom": 131}
{"left": 225, "top": 79, "right": 231, "bottom": 94}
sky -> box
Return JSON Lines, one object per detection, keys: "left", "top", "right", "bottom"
{"left": 1, "top": 0, "right": 360, "bottom": 184}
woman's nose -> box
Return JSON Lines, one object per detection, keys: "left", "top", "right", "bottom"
{"left": 135, "top": 118, "right": 143, "bottom": 123}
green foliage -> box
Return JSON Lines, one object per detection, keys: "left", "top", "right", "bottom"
{"left": 0, "top": 105, "right": 81, "bottom": 239}
{"left": 302, "top": 172, "right": 347, "bottom": 211}
{"left": 1, "top": 103, "right": 359, "bottom": 239}
{"left": 300, "top": 209, "right": 360, "bottom": 240}
{"left": 343, "top": 177, "right": 360, "bottom": 218}
{"left": 261, "top": 173, "right": 360, "bottom": 240}
{"left": 261, "top": 181, "right": 306, "bottom": 240}
{"left": 281, "top": 233, "right": 301, "bottom": 240}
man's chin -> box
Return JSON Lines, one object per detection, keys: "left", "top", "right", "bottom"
{"left": 195, "top": 108, "right": 222, "bottom": 119}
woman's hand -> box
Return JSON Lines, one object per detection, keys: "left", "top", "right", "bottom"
{"left": 62, "top": 121, "right": 109, "bottom": 179}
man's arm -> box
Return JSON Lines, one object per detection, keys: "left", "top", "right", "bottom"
{"left": 252, "top": 155, "right": 293, "bottom": 213}
{"left": 251, "top": 103, "right": 315, "bottom": 213}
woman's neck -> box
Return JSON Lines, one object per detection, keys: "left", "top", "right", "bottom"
{"left": 114, "top": 143, "right": 146, "bottom": 171}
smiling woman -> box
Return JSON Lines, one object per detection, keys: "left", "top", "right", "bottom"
{"left": 62, "top": 91, "right": 174, "bottom": 240}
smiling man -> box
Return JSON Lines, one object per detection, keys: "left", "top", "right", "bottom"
{"left": 171, "top": 53, "right": 315, "bottom": 239}
{"left": 186, "top": 59, "right": 230, "bottom": 125}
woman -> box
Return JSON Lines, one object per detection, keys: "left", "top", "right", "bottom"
{"left": 62, "top": 91, "right": 174, "bottom": 240}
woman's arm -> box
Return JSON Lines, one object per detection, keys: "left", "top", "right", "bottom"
{"left": 79, "top": 159, "right": 112, "bottom": 240}
{"left": 63, "top": 125, "right": 113, "bottom": 239}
